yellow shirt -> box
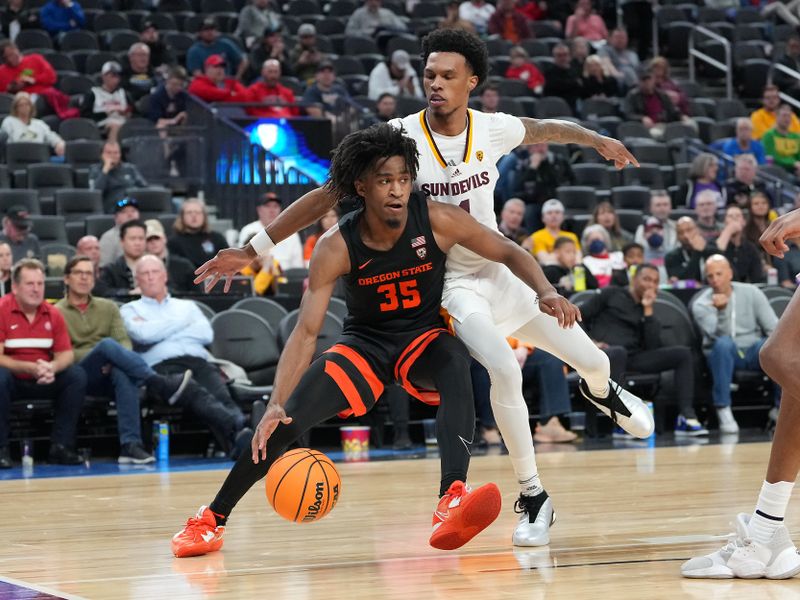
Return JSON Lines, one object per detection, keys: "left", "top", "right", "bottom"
{"left": 529, "top": 229, "right": 580, "bottom": 255}
{"left": 751, "top": 108, "right": 800, "bottom": 140}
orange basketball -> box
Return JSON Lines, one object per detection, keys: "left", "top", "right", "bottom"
{"left": 265, "top": 448, "right": 341, "bottom": 523}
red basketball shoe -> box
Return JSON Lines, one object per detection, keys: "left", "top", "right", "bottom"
{"left": 429, "top": 481, "right": 502, "bottom": 550}
{"left": 171, "top": 505, "right": 225, "bottom": 558}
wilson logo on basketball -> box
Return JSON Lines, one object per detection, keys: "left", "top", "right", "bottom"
{"left": 303, "top": 482, "right": 326, "bottom": 521}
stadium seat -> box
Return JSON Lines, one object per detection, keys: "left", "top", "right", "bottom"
{"left": 55, "top": 189, "right": 104, "bottom": 221}
{"left": 386, "top": 34, "right": 421, "bottom": 55}
{"left": 557, "top": 186, "right": 597, "bottom": 212}
{"left": 534, "top": 96, "right": 572, "bottom": 119}
{"left": 29, "top": 215, "right": 68, "bottom": 244}
{"left": 277, "top": 309, "right": 343, "bottom": 358}
{"left": 84, "top": 214, "right": 116, "bottom": 237}
{"left": 344, "top": 36, "right": 380, "bottom": 56}
{"left": 210, "top": 309, "right": 280, "bottom": 391}
{"left": 15, "top": 29, "right": 54, "bottom": 51}
{"left": 572, "top": 163, "right": 612, "bottom": 188}
{"left": 0, "top": 190, "right": 42, "bottom": 215}
{"left": 612, "top": 186, "right": 651, "bottom": 210}
{"left": 129, "top": 188, "right": 173, "bottom": 218}
{"left": 60, "top": 118, "right": 102, "bottom": 141}
{"left": 27, "top": 163, "right": 75, "bottom": 211}
{"left": 621, "top": 163, "right": 664, "bottom": 187}
{"left": 59, "top": 30, "right": 100, "bottom": 51}
{"left": 231, "top": 297, "right": 289, "bottom": 331}
{"left": 92, "top": 12, "right": 130, "bottom": 32}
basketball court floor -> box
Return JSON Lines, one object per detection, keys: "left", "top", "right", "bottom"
{"left": 1, "top": 437, "right": 798, "bottom": 599}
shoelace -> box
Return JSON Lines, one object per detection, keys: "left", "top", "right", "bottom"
{"left": 182, "top": 516, "right": 213, "bottom": 540}
{"left": 444, "top": 481, "right": 467, "bottom": 499}
{"left": 719, "top": 532, "right": 752, "bottom": 560}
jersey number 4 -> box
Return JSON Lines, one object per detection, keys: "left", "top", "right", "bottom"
{"left": 377, "top": 280, "right": 421, "bottom": 312}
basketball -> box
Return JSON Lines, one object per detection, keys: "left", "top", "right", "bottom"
{"left": 265, "top": 448, "right": 341, "bottom": 523}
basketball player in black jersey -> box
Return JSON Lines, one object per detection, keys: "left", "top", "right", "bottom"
{"left": 171, "top": 123, "right": 580, "bottom": 558}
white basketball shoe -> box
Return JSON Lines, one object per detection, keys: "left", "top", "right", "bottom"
{"left": 579, "top": 379, "right": 655, "bottom": 439}
{"left": 512, "top": 491, "right": 555, "bottom": 547}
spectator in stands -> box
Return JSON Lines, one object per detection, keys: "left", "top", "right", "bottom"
{"left": 237, "top": 192, "right": 304, "bottom": 269}
{"left": 589, "top": 200, "right": 633, "bottom": 251}
{"left": 762, "top": 1, "right": 800, "bottom": 26}
{"left": 168, "top": 198, "right": 228, "bottom": 270}
{"left": 609, "top": 241, "right": 644, "bottom": 287}
{"left": 714, "top": 204, "right": 766, "bottom": 284}
{"left": 235, "top": 0, "right": 282, "bottom": 50}
{"left": 565, "top": 0, "right": 608, "bottom": 43}
{"left": 693, "top": 189, "right": 724, "bottom": 242}
{"left": 56, "top": 256, "right": 191, "bottom": 464}
{"left": 239, "top": 241, "right": 280, "bottom": 295}
{"left": 187, "top": 17, "right": 247, "bottom": 80}
{"left": 543, "top": 43, "right": 584, "bottom": 112}
{"left": 774, "top": 236, "right": 800, "bottom": 288}
{"left": 0, "top": 207, "right": 39, "bottom": 262}
{"left": 743, "top": 191, "right": 778, "bottom": 250}
{"left": 1, "top": 92, "right": 64, "bottom": 156}
{"left": 506, "top": 46, "right": 544, "bottom": 94}
{"left": 580, "top": 224, "right": 624, "bottom": 287}
{"left": 719, "top": 118, "right": 766, "bottom": 165}
{"left": 75, "top": 235, "right": 108, "bottom": 296}
{"left": 345, "top": 0, "right": 408, "bottom": 37}
{"left": 439, "top": 0, "right": 476, "bottom": 33}
{"left": 98, "top": 220, "right": 147, "bottom": 297}
{"left": 0, "top": 40, "right": 56, "bottom": 96}
{"left": 89, "top": 142, "right": 147, "bottom": 212}
{"left": 368, "top": 50, "right": 422, "bottom": 101}
{"left": 542, "top": 235, "right": 598, "bottom": 294}
{"left": 516, "top": 0, "right": 551, "bottom": 22}
{"left": 1, "top": 0, "right": 39, "bottom": 39}
{"left": 121, "top": 255, "right": 252, "bottom": 459}
{"left": 569, "top": 37, "right": 590, "bottom": 72}
{"left": 458, "top": 0, "right": 495, "bottom": 35}
{"left": 665, "top": 216, "right": 714, "bottom": 286}
{"left": 751, "top": 84, "right": 800, "bottom": 140}
{"left": 523, "top": 199, "right": 581, "bottom": 264}
{"left": 582, "top": 263, "right": 706, "bottom": 436}
{"left": 488, "top": 0, "right": 531, "bottom": 43}
{"left": 289, "top": 23, "right": 325, "bottom": 85}
{"left": 302, "top": 208, "right": 339, "bottom": 266}
{"left": 122, "top": 43, "right": 157, "bottom": 103}
{"left": 248, "top": 26, "right": 290, "bottom": 80}
{"left": 374, "top": 93, "right": 398, "bottom": 122}
{"left": 0, "top": 259, "right": 86, "bottom": 467}
{"left": 649, "top": 56, "right": 690, "bottom": 118}
{"left": 80, "top": 62, "right": 132, "bottom": 143}
{"left": 623, "top": 69, "right": 684, "bottom": 139}
{"left": 99, "top": 198, "right": 140, "bottom": 268}
{"left": 144, "top": 219, "right": 197, "bottom": 293}
{"left": 139, "top": 20, "right": 175, "bottom": 71}
{"left": 188, "top": 55, "right": 250, "bottom": 105}
{"left": 683, "top": 152, "right": 725, "bottom": 209}
{"left": 497, "top": 198, "right": 529, "bottom": 245}
{"left": 691, "top": 254, "right": 777, "bottom": 433}
{"left": 725, "top": 153, "right": 771, "bottom": 209}
{"left": 636, "top": 216, "right": 668, "bottom": 274}
{"left": 0, "top": 243, "right": 11, "bottom": 296}
{"left": 598, "top": 28, "right": 639, "bottom": 90}
{"left": 514, "top": 143, "right": 574, "bottom": 230}
{"left": 147, "top": 67, "right": 188, "bottom": 128}
{"left": 634, "top": 190, "right": 677, "bottom": 252}
{"left": 479, "top": 83, "right": 500, "bottom": 113}
{"left": 523, "top": 347, "right": 577, "bottom": 443}
{"left": 581, "top": 54, "right": 618, "bottom": 99}
{"left": 247, "top": 59, "right": 298, "bottom": 118}
{"left": 762, "top": 103, "right": 800, "bottom": 177}
{"left": 302, "top": 61, "right": 352, "bottom": 119}
{"left": 772, "top": 34, "right": 800, "bottom": 99}
{"left": 39, "top": 0, "right": 84, "bottom": 36}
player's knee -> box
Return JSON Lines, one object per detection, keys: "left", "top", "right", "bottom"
{"left": 577, "top": 344, "right": 610, "bottom": 381}
{"left": 483, "top": 355, "right": 522, "bottom": 389}
{"left": 760, "top": 336, "right": 797, "bottom": 387}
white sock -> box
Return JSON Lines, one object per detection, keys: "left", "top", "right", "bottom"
{"left": 750, "top": 480, "right": 795, "bottom": 544}
{"left": 519, "top": 473, "right": 543, "bottom": 497}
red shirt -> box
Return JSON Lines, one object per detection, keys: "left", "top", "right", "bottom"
{"left": 246, "top": 81, "right": 299, "bottom": 118}
{"left": 0, "top": 54, "right": 57, "bottom": 95}
{"left": 0, "top": 294, "right": 72, "bottom": 379}
{"left": 187, "top": 75, "right": 250, "bottom": 104}
{"left": 506, "top": 63, "right": 545, "bottom": 91}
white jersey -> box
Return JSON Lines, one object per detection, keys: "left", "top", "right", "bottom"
{"left": 390, "top": 109, "right": 525, "bottom": 277}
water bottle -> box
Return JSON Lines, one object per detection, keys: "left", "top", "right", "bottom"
{"left": 156, "top": 421, "right": 169, "bottom": 462}
{"left": 767, "top": 267, "right": 778, "bottom": 286}
{"left": 573, "top": 265, "right": 586, "bottom": 292}
{"left": 628, "top": 264, "right": 638, "bottom": 282}
{"left": 21, "top": 439, "right": 33, "bottom": 477}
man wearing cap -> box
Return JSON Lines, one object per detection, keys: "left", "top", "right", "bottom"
{"left": 237, "top": 193, "right": 304, "bottom": 270}
{"left": 144, "top": 219, "right": 197, "bottom": 292}
{"left": 187, "top": 54, "right": 250, "bottom": 104}
{"left": 98, "top": 197, "right": 141, "bottom": 268}
{"left": 187, "top": 17, "right": 247, "bottom": 80}
{"left": 302, "top": 61, "right": 352, "bottom": 119}
{"left": 290, "top": 24, "right": 325, "bottom": 84}
{"left": 247, "top": 59, "right": 298, "bottom": 118}
{"left": 89, "top": 141, "right": 148, "bottom": 212}
{"left": 122, "top": 42, "right": 157, "bottom": 103}
{"left": 80, "top": 61, "right": 133, "bottom": 143}
{"left": 0, "top": 206, "right": 40, "bottom": 263}
{"left": 235, "top": 0, "right": 282, "bottom": 50}
{"left": 99, "top": 220, "right": 147, "bottom": 297}
{"left": 523, "top": 199, "right": 581, "bottom": 265}
{"left": 345, "top": 0, "right": 407, "bottom": 38}
{"left": 367, "top": 49, "right": 422, "bottom": 100}
{"left": 140, "top": 20, "right": 175, "bottom": 70}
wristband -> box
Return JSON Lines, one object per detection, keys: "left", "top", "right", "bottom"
{"left": 249, "top": 229, "right": 276, "bottom": 257}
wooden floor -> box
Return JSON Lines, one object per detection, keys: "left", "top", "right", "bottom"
{"left": 2, "top": 442, "right": 800, "bottom": 599}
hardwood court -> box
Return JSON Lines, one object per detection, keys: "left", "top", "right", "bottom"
{"left": 2, "top": 442, "right": 798, "bottom": 600}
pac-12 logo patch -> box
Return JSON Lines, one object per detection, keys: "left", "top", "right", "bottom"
{"left": 416, "top": 247, "right": 427, "bottom": 259}
{"left": 476, "top": 150, "right": 484, "bottom": 162}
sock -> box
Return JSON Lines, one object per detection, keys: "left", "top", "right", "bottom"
{"left": 208, "top": 505, "right": 228, "bottom": 527}
{"left": 750, "top": 480, "right": 795, "bottom": 544}
{"left": 519, "top": 473, "right": 544, "bottom": 497}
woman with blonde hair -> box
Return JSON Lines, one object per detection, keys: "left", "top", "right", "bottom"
{"left": 1, "top": 92, "right": 64, "bottom": 155}
{"left": 589, "top": 200, "right": 633, "bottom": 251}
{"left": 582, "top": 54, "right": 618, "bottom": 98}
{"left": 167, "top": 198, "right": 229, "bottom": 269}
{"left": 684, "top": 152, "right": 726, "bottom": 208}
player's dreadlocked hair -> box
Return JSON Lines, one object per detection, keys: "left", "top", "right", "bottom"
{"left": 421, "top": 29, "right": 489, "bottom": 87}
{"left": 324, "top": 123, "right": 419, "bottom": 203}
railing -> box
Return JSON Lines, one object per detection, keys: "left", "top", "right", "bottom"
{"left": 771, "top": 63, "right": 800, "bottom": 112}
{"left": 689, "top": 25, "right": 733, "bottom": 99}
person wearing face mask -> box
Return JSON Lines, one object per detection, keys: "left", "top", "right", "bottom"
{"left": 637, "top": 216, "right": 668, "bottom": 278}
{"left": 634, "top": 190, "right": 677, "bottom": 251}
{"left": 167, "top": 198, "right": 229, "bottom": 270}
{"left": 580, "top": 224, "right": 625, "bottom": 288}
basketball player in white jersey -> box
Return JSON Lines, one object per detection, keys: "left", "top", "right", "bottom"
{"left": 682, "top": 208, "right": 800, "bottom": 580}
{"left": 195, "top": 29, "right": 654, "bottom": 547}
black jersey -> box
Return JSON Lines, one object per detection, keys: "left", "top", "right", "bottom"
{"left": 338, "top": 193, "right": 447, "bottom": 340}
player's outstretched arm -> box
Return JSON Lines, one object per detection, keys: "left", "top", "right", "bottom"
{"left": 519, "top": 117, "right": 639, "bottom": 170}
{"left": 194, "top": 187, "right": 337, "bottom": 293}
{"left": 252, "top": 229, "right": 348, "bottom": 463}
{"left": 429, "top": 201, "right": 581, "bottom": 328}
{"left": 760, "top": 207, "right": 800, "bottom": 258}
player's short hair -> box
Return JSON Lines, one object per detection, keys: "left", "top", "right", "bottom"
{"left": 324, "top": 123, "right": 419, "bottom": 203}
{"left": 421, "top": 29, "right": 489, "bottom": 86}
{"left": 622, "top": 242, "right": 644, "bottom": 256}
{"left": 553, "top": 236, "right": 576, "bottom": 250}
{"left": 12, "top": 258, "right": 45, "bottom": 283}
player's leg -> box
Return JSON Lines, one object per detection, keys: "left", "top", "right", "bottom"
{"left": 682, "top": 290, "right": 800, "bottom": 579}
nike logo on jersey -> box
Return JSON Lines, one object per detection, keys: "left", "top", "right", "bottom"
{"left": 420, "top": 172, "right": 491, "bottom": 197}
{"left": 358, "top": 259, "right": 373, "bottom": 270}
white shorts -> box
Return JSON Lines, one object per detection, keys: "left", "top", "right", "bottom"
{"left": 442, "top": 262, "right": 541, "bottom": 337}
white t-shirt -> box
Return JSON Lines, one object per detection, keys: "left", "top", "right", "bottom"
{"left": 458, "top": 1, "right": 495, "bottom": 32}
{"left": 238, "top": 220, "right": 304, "bottom": 270}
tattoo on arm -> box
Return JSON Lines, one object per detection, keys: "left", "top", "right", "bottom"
{"left": 521, "top": 117, "right": 602, "bottom": 147}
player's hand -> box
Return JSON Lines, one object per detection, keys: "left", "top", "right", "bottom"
{"left": 760, "top": 208, "right": 800, "bottom": 258}
{"left": 595, "top": 135, "right": 640, "bottom": 170}
{"left": 538, "top": 290, "right": 582, "bottom": 328}
{"left": 252, "top": 402, "right": 293, "bottom": 463}
{"left": 194, "top": 247, "right": 256, "bottom": 292}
